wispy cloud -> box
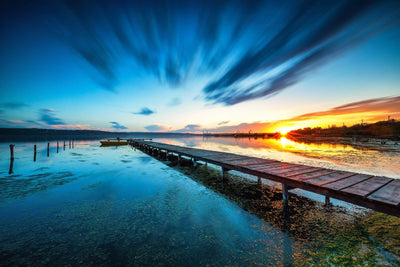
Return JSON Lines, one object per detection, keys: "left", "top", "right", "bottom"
{"left": 51, "top": 124, "right": 93, "bottom": 130}
{"left": 39, "top": 108, "right": 65, "bottom": 125}
{"left": 218, "top": 120, "right": 230, "bottom": 126}
{"left": 144, "top": 124, "right": 171, "bottom": 132}
{"left": 203, "top": 1, "right": 400, "bottom": 105}
{"left": 184, "top": 124, "right": 201, "bottom": 131}
{"left": 1, "top": 102, "right": 29, "bottom": 109}
{"left": 0, "top": 119, "right": 44, "bottom": 128}
{"left": 174, "top": 124, "right": 203, "bottom": 133}
{"left": 48, "top": 1, "right": 399, "bottom": 103}
{"left": 289, "top": 96, "right": 400, "bottom": 122}
{"left": 167, "top": 97, "right": 182, "bottom": 107}
{"left": 207, "top": 122, "right": 272, "bottom": 134}
{"left": 133, "top": 107, "right": 155, "bottom": 116}
{"left": 110, "top": 121, "right": 128, "bottom": 130}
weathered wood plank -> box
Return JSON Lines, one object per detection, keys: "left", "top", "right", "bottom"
{"left": 203, "top": 155, "right": 242, "bottom": 162}
{"left": 368, "top": 180, "right": 400, "bottom": 206}
{"left": 342, "top": 176, "right": 393, "bottom": 197}
{"left": 216, "top": 156, "right": 254, "bottom": 163}
{"left": 305, "top": 171, "right": 356, "bottom": 186}
{"left": 233, "top": 159, "right": 277, "bottom": 166}
{"left": 323, "top": 174, "right": 373, "bottom": 191}
{"left": 279, "top": 166, "right": 323, "bottom": 177}
{"left": 268, "top": 165, "right": 317, "bottom": 175}
{"left": 265, "top": 164, "right": 307, "bottom": 171}
{"left": 241, "top": 160, "right": 281, "bottom": 167}
{"left": 286, "top": 169, "right": 336, "bottom": 181}
{"left": 246, "top": 162, "right": 285, "bottom": 171}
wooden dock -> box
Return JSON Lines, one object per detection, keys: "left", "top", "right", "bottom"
{"left": 129, "top": 140, "right": 400, "bottom": 217}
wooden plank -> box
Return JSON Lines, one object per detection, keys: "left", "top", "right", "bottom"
{"left": 264, "top": 163, "right": 306, "bottom": 171}
{"left": 246, "top": 162, "right": 285, "bottom": 171}
{"left": 368, "top": 179, "right": 400, "bottom": 206}
{"left": 323, "top": 174, "right": 373, "bottom": 191}
{"left": 207, "top": 154, "right": 245, "bottom": 160}
{"left": 254, "top": 162, "right": 298, "bottom": 172}
{"left": 240, "top": 160, "right": 280, "bottom": 167}
{"left": 244, "top": 161, "right": 283, "bottom": 169}
{"left": 342, "top": 176, "right": 393, "bottom": 197}
{"left": 305, "top": 171, "right": 356, "bottom": 186}
{"left": 279, "top": 166, "right": 323, "bottom": 176}
{"left": 217, "top": 156, "right": 252, "bottom": 163}
{"left": 215, "top": 157, "right": 250, "bottom": 164}
{"left": 268, "top": 165, "right": 317, "bottom": 175}
{"left": 230, "top": 159, "right": 277, "bottom": 166}
{"left": 286, "top": 169, "right": 336, "bottom": 181}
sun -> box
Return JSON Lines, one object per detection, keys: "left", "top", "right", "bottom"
{"left": 275, "top": 126, "right": 293, "bottom": 136}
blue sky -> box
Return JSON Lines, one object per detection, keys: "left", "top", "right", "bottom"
{"left": 1, "top": 0, "right": 400, "bottom": 133}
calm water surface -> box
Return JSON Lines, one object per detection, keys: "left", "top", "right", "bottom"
{"left": 1, "top": 140, "right": 300, "bottom": 266}
{"left": 1, "top": 137, "right": 399, "bottom": 265}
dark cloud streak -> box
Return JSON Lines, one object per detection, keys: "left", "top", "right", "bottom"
{"left": 45, "top": 0, "right": 400, "bottom": 102}
{"left": 133, "top": 107, "right": 155, "bottom": 116}
{"left": 1, "top": 102, "right": 29, "bottom": 109}
{"left": 39, "top": 108, "right": 65, "bottom": 125}
{"left": 110, "top": 121, "right": 128, "bottom": 130}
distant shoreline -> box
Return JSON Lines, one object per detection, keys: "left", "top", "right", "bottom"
{"left": 0, "top": 128, "right": 200, "bottom": 142}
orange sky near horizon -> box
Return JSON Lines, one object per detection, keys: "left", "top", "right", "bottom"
{"left": 209, "top": 96, "right": 400, "bottom": 134}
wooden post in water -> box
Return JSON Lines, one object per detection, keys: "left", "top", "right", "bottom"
{"left": 325, "top": 195, "right": 331, "bottom": 206}
{"left": 221, "top": 167, "right": 229, "bottom": 182}
{"left": 63, "top": 140, "right": 66, "bottom": 151}
{"left": 57, "top": 141, "right": 59, "bottom": 153}
{"left": 178, "top": 154, "right": 182, "bottom": 166}
{"left": 34, "top": 145, "right": 37, "bottom": 162}
{"left": 257, "top": 177, "right": 262, "bottom": 187}
{"left": 193, "top": 158, "right": 197, "bottom": 167}
{"left": 9, "top": 158, "right": 14, "bottom": 174}
{"left": 72, "top": 139, "right": 74, "bottom": 148}
{"left": 47, "top": 143, "right": 50, "bottom": 157}
{"left": 282, "top": 183, "right": 289, "bottom": 210}
{"left": 10, "top": 144, "right": 15, "bottom": 159}
{"left": 9, "top": 144, "right": 15, "bottom": 174}
{"left": 69, "top": 139, "right": 71, "bottom": 149}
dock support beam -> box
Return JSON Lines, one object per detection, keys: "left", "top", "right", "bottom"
{"left": 34, "top": 145, "right": 37, "bottom": 162}
{"left": 282, "top": 183, "right": 289, "bottom": 209}
{"left": 221, "top": 167, "right": 229, "bottom": 182}
{"left": 193, "top": 158, "right": 197, "bottom": 167}
{"left": 325, "top": 195, "right": 331, "bottom": 206}
{"left": 178, "top": 154, "right": 182, "bottom": 166}
{"left": 257, "top": 177, "right": 262, "bottom": 187}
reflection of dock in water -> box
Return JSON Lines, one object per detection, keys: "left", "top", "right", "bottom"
{"left": 130, "top": 139, "right": 400, "bottom": 218}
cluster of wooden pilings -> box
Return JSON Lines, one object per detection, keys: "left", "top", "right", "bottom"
{"left": 7, "top": 139, "right": 75, "bottom": 174}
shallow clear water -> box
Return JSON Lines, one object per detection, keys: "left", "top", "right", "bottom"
{"left": 0, "top": 141, "right": 300, "bottom": 266}
{"left": 1, "top": 137, "right": 399, "bottom": 265}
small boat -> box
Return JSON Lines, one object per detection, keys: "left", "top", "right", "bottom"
{"left": 100, "top": 139, "right": 128, "bottom": 146}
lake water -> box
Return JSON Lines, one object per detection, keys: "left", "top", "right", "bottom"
{"left": 0, "top": 137, "right": 399, "bottom": 265}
